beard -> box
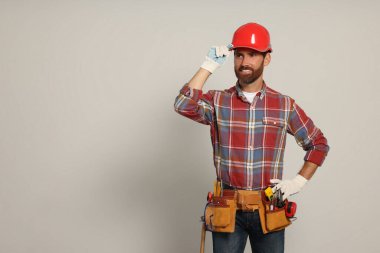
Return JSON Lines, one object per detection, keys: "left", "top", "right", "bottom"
{"left": 234, "top": 61, "right": 264, "bottom": 85}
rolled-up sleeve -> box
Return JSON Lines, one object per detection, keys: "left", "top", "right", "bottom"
{"left": 174, "top": 84, "right": 215, "bottom": 125}
{"left": 287, "top": 101, "right": 330, "bottom": 166}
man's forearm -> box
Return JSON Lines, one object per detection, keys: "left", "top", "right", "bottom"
{"left": 188, "top": 68, "right": 212, "bottom": 90}
{"left": 298, "top": 161, "right": 318, "bottom": 180}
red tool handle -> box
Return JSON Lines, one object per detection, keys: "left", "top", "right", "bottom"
{"left": 207, "top": 192, "right": 213, "bottom": 202}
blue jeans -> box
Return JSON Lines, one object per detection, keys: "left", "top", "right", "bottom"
{"left": 212, "top": 210, "right": 285, "bottom": 253}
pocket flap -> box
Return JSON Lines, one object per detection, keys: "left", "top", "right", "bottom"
{"left": 205, "top": 205, "right": 231, "bottom": 227}
{"left": 262, "top": 117, "right": 286, "bottom": 128}
{"left": 212, "top": 206, "right": 231, "bottom": 227}
{"left": 265, "top": 208, "right": 291, "bottom": 231}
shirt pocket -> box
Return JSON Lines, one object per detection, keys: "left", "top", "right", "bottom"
{"left": 261, "top": 117, "right": 287, "bottom": 148}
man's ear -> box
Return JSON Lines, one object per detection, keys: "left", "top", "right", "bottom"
{"left": 264, "top": 53, "right": 271, "bottom": 66}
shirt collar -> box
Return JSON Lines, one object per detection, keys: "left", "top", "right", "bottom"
{"left": 235, "top": 81, "right": 267, "bottom": 102}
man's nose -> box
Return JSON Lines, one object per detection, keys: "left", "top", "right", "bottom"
{"left": 241, "top": 57, "right": 250, "bottom": 67}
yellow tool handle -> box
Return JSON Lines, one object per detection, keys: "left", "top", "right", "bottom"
{"left": 200, "top": 223, "right": 206, "bottom": 253}
{"left": 265, "top": 186, "right": 274, "bottom": 200}
{"left": 213, "top": 180, "right": 222, "bottom": 197}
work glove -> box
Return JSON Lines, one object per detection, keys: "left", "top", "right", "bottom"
{"left": 200, "top": 44, "right": 233, "bottom": 74}
{"left": 270, "top": 174, "right": 308, "bottom": 200}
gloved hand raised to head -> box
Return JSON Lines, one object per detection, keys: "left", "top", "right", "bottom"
{"left": 270, "top": 174, "right": 308, "bottom": 200}
{"left": 201, "top": 44, "right": 233, "bottom": 74}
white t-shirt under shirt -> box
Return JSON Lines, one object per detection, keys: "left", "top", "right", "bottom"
{"left": 242, "top": 91, "right": 258, "bottom": 103}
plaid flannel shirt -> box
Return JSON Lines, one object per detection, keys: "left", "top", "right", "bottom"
{"left": 174, "top": 82, "right": 329, "bottom": 190}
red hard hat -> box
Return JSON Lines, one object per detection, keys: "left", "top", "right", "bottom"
{"left": 231, "top": 23, "right": 272, "bottom": 53}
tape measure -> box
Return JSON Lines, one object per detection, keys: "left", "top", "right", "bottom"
{"left": 285, "top": 201, "right": 297, "bottom": 218}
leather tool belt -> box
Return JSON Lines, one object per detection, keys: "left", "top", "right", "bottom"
{"left": 203, "top": 188, "right": 291, "bottom": 234}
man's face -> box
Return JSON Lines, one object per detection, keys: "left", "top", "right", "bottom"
{"left": 234, "top": 48, "right": 269, "bottom": 85}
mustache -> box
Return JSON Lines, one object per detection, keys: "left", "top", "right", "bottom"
{"left": 239, "top": 66, "right": 254, "bottom": 71}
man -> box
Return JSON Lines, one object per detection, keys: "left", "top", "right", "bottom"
{"left": 174, "top": 22, "right": 329, "bottom": 253}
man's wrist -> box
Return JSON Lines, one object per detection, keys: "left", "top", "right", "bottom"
{"left": 200, "top": 58, "right": 220, "bottom": 74}
{"left": 187, "top": 68, "right": 211, "bottom": 90}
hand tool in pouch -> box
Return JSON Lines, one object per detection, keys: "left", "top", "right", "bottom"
{"left": 261, "top": 185, "right": 294, "bottom": 232}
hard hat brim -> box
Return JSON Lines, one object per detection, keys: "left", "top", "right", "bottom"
{"left": 231, "top": 45, "right": 272, "bottom": 53}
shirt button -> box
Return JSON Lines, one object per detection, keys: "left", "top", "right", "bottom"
{"left": 273, "top": 121, "right": 277, "bottom": 125}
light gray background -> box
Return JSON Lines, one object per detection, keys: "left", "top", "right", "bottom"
{"left": 0, "top": 0, "right": 379, "bottom": 252}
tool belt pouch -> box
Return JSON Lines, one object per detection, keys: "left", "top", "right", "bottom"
{"left": 204, "top": 190, "right": 237, "bottom": 233}
{"left": 259, "top": 191, "right": 291, "bottom": 234}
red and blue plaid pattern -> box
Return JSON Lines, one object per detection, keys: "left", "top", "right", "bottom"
{"left": 174, "top": 82, "right": 329, "bottom": 190}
